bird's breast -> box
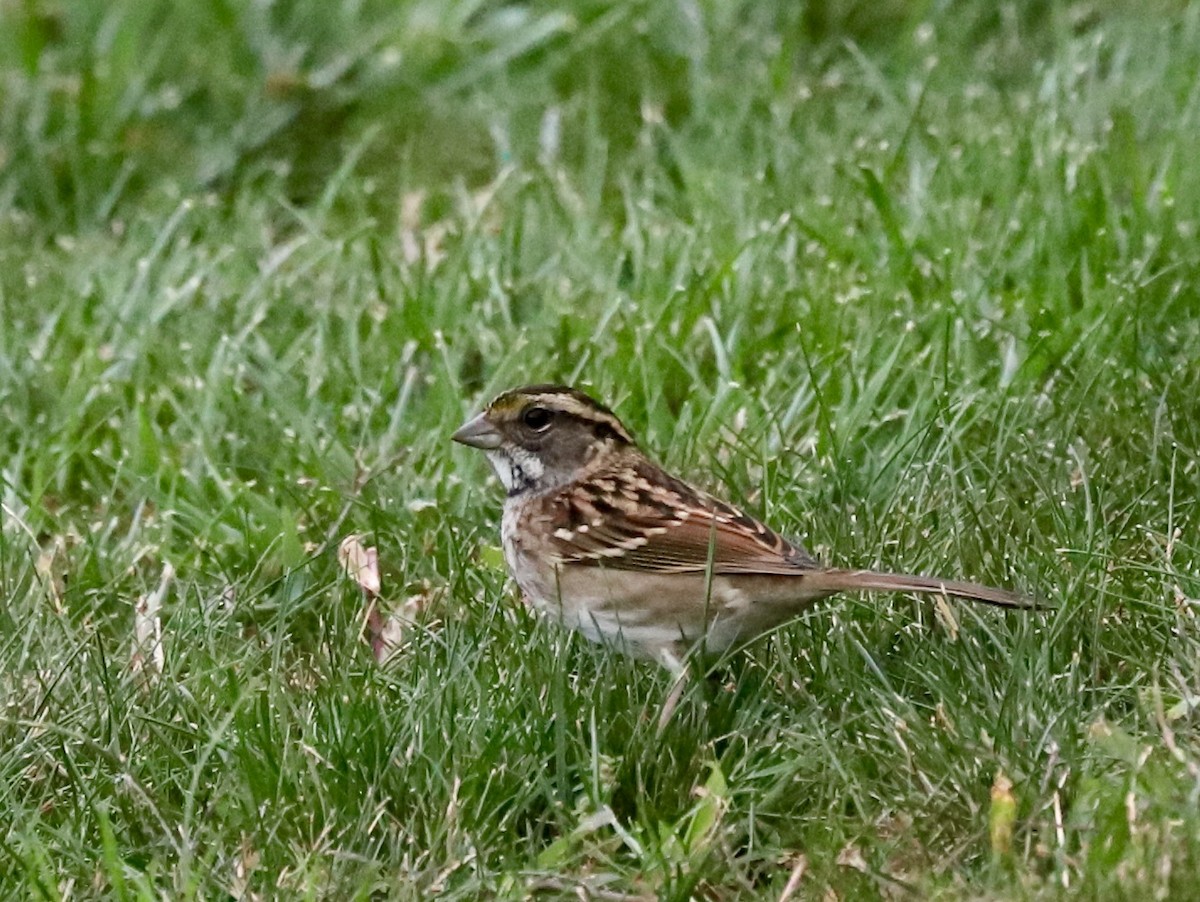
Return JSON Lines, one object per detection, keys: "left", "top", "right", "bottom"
{"left": 499, "top": 499, "right": 837, "bottom": 662}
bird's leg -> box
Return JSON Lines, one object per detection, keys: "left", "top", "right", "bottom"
{"left": 655, "top": 645, "right": 729, "bottom": 733}
{"left": 655, "top": 645, "right": 689, "bottom": 733}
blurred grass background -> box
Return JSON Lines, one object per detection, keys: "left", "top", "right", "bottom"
{"left": 2, "top": 0, "right": 1200, "bottom": 898}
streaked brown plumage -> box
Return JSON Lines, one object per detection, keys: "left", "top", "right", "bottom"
{"left": 453, "top": 384, "right": 1034, "bottom": 669}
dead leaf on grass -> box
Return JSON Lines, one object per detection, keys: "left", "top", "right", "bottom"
{"left": 229, "top": 831, "right": 261, "bottom": 901}
{"left": 777, "top": 853, "right": 808, "bottom": 902}
{"left": 131, "top": 562, "right": 174, "bottom": 681}
{"left": 337, "top": 534, "right": 380, "bottom": 598}
{"left": 34, "top": 533, "right": 76, "bottom": 611}
{"left": 365, "top": 585, "right": 437, "bottom": 664}
{"left": 338, "top": 534, "right": 437, "bottom": 663}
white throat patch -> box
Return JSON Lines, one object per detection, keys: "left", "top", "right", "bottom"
{"left": 485, "top": 447, "right": 545, "bottom": 495}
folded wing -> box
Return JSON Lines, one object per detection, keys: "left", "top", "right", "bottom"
{"left": 542, "top": 461, "right": 818, "bottom": 575}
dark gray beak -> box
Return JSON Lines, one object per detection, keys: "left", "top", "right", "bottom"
{"left": 452, "top": 412, "right": 502, "bottom": 450}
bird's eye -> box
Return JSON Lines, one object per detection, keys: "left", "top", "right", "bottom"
{"left": 521, "top": 406, "right": 553, "bottom": 431}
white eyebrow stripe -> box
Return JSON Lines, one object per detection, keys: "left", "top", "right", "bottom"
{"left": 525, "top": 394, "right": 635, "bottom": 442}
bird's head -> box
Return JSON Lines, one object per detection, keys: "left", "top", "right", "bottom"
{"left": 452, "top": 384, "right": 635, "bottom": 495}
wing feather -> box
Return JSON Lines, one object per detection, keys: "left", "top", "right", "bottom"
{"left": 541, "top": 460, "right": 818, "bottom": 575}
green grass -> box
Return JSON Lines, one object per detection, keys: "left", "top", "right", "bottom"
{"left": 3, "top": 0, "right": 1200, "bottom": 897}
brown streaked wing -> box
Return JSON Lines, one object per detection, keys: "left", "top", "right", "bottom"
{"left": 543, "top": 461, "right": 818, "bottom": 575}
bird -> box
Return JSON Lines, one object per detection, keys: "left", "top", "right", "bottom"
{"left": 452, "top": 383, "right": 1034, "bottom": 671}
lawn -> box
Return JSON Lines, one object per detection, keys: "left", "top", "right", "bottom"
{"left": 2, "top": 0, "right": 1200, "bottom": 898}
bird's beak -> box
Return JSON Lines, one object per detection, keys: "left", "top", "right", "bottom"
{"left": 451, "top": 412, "right": 503, "bottom": 450}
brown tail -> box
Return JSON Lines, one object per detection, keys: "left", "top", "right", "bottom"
{"left": 808, "top": 568, "right": 1037, "bottom": 609}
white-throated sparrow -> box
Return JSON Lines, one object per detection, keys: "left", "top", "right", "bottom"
{"left": 454, "top": 384, "right": 1033, "bottom": 670}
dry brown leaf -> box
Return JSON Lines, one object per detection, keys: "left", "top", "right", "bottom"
{"left": 34, "top": 534, "right": 71, "bottom": 611}
{"left": 131, "top": 562, "right": 174, "bottom": 681}
{"left": 366, "top": 586, "right": 436, "bottom": 664}
{"left": 836, "top": 842, "right": 868, "bottom": 873}
{"left": 337, "top": 534, "right": 380, "bottom": 598}
{"left": 397, "top": 190, "right": 448, "bottom": 268}
{"left": 399, "top": 190, "right": 425, "bottom": 265}
{"left": 777, "top": 853, "right": 808, "bottom": 902}
{"left": 229, "top": 832, "right": 261, "bottom": 901}
{"left": 932, "top": 592, "right": 959, "bottom": 640}
{"left": 339, "top": 534, "right": 438, "bottom": 663}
